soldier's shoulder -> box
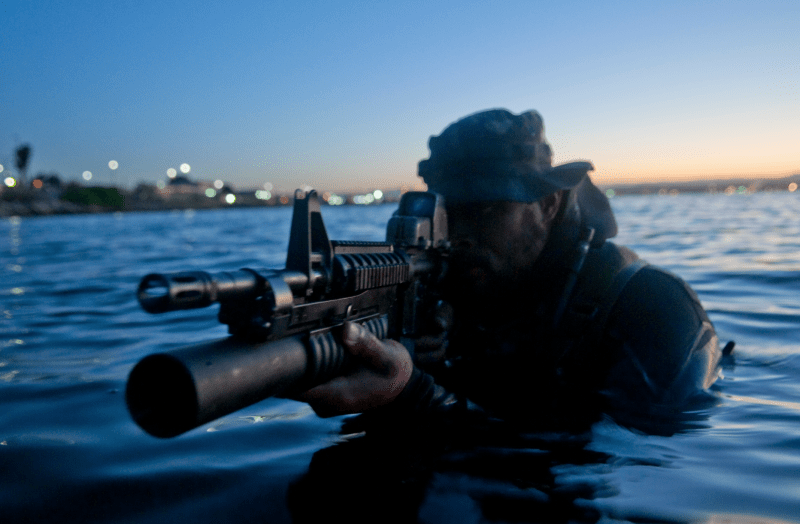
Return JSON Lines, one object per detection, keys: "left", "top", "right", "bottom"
{"left": 602, "top": 258, "right": 721, "bottom": 406}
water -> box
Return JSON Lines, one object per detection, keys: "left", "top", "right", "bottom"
{"left": 1, "top": 193, "right": 799, "bottom": 523}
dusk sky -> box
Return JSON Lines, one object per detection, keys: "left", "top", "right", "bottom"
{"left": 2, "top": 1, "right": 798, "bottom": 193}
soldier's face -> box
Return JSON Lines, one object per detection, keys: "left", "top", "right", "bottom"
{"left": 443, "top": 192, "right": 562, "bottom": 305}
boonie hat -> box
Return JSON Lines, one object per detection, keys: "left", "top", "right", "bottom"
{"left": 418, "top": 109, "right": 594, "bottom": 203}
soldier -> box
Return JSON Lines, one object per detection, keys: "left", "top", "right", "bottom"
{"left": 296, "top": 109, "right": 721, "bottom": 427}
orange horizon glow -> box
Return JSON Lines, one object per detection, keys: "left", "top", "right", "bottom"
{"left": 590, "top": 167, "right": 800, "bottom": 186}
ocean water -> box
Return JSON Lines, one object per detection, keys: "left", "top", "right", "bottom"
{"left": 1, "top": 193, "right": 799, "bottom": 523}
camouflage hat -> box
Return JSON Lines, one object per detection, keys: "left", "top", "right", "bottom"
{"left": 418, "top": 109, "right": 593, "bottom": 203}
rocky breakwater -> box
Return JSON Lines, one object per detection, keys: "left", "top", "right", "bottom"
{"left": 1, "top": 198, "right": 89, "bottom": 217}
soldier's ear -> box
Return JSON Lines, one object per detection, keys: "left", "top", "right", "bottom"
{"left": 540, "top": 190, "right": 564, "bottom": 223}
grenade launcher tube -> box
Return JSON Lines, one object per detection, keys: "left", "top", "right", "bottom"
{"left": 127, "top": 335, "right": 309, "bottom": 438}
{"left": 126, "top": 316, "right": 387, "bottom": 438}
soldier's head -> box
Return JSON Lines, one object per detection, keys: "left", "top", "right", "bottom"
{"left": 418, "top": 109, "right": 598, "bottom": 301}
{"left": 418, "top": 108, "right": 592, "bottom": 206}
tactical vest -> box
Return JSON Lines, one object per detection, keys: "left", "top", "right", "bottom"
{"left": 552, "top": 240, "right": 647, "bottom": 372}
{"left": 431, "top": 238, "right": 648, "bottom": 423}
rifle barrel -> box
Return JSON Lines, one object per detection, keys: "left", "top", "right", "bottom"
{"left": 137, "top": 270, "right": 262, "bottom": 313}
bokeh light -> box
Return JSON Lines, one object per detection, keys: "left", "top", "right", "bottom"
{"left": 167, "top": 168, "right": 177, "bottom": 179}
{"left": 32, "top": 179, "right": 43, "bottom": 189}
{"left": 0, "top": 164, "right": 4, "bottom": 173}
{"left": 214, "top": 180, "right": 224, "bottom": 190}
{"left": 108, "top": 160, "right": 119, "bottom": 170}
{"left": 82, "top": 171, "right": 92, "bottom": 181}
{"left": 4, "top": 177, "right": 16, "bottom": 187}
{"left": 205, "top": 188, "right": 217, "bottom": 198}
{"left": 372, "top": 189, "right": 383, "bottom": 200}
{"left": 180, "top": 163, "right": 191, "bottom": 174}
{"left": 263, "top": 182, "right": 273, "bottom": 191}
{"left": 255, "top": 190, "right": 271, "bottom": 200}
{"left": 353, "top": 193, "right": 375, "bottom": 205}
{"left": 225, "top": 194, "right": 236, "bottom": 204}
{"left": 789, "top": 183, "right": 798, "bottom": 193}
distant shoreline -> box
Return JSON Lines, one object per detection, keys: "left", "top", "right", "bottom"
{"left": 2, "top": 173, "right": 798, "bottom": 218}
{"left": 595, "top": 173, "right": 800, "bottom": 196}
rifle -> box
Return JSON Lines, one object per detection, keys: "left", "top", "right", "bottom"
{"left": 126, "top": 189, "right": 448, "bottom": 438}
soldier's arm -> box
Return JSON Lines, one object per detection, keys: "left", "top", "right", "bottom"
{"left": 295, "top": 321, "right": 481, "bottom": 420}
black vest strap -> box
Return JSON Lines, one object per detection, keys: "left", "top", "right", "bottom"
{"left": 587, "top": 258, "right": 649, "bottom": 342}
{"left": 553, "top": 255, "right": 648, "bottom": 369}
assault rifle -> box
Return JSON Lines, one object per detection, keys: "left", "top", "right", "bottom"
{"left": 126, "top": 190, "right": 448, "bottom": 438}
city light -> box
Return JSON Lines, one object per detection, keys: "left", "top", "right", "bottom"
{"left": 180, "top": 163, "right": 191, "bottom": 174}
{"left": 167, "top": 168, "right": 177, "bottom": 179}
{"left": 353, "top": 193, "right": 375, "bottom": 204}
{"left": 4, "top": 177, "right": 16, "bottom": 187}
{"left": 225, "top": 194, "right": 236, "bottom": 204}
{"left": 82, "top": 171, "right": 92, "bottom": 181}
{"left": 327, "top": 194, "right": 345, "bottom": 205}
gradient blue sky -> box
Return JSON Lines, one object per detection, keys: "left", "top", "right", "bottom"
{"left": 2, "top": 0, "right": 798, "bottom": 192}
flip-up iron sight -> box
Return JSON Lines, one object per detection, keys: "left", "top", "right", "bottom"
{"left": 127, "top": 190, "right": 448, "bottom": 438}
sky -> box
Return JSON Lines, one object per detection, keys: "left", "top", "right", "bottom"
{"left": 1, "top": 0, "right": 798, "bottom": 193}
